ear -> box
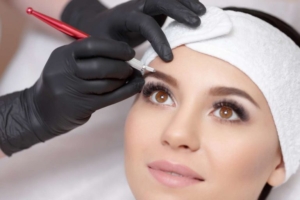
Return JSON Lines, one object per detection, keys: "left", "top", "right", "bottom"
{"left": 267, "top": 155, "right": 286, "bottom": 187}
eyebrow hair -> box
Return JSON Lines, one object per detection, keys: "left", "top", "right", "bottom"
{"left": 143, "top": 71, "right": 260, "bottom": 108}
{"left": 210, "top": 87, "right": 260, "bottom": 108}
{"left": 143, "top": 71, "right": 178, "bottom": 87}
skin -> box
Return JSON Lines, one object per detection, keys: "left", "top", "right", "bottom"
{"left": 124, "top": 46, "right": 286, "bottom": 200}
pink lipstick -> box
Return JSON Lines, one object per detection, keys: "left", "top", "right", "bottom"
{"left": 148, "top": 160, "right": 204, "bottom": 188}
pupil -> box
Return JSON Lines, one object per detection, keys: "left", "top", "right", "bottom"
{"left": 155, "top": 91, "right": 168, "bottom": 103}
{"left": 220, "top": 107, "right": 233, "bottom": 119}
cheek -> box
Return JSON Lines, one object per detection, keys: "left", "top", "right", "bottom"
{"left": 124, "top": 97, "right": 174, "bottom": 153}
{"left": 124, "top": 106, "right": 146, "bottom": 161}
{"left": 205, "top": 125, "right": 279, "bottom": 187}
{"left": 125, "top": 106, "right": 155, "bottom": 147}
{"left": 124, "top": 100, "right": 162, "bottom": 165}
{"left": 124, "top": 99, "right": 173, "bottom": 198}
{"left": 124, "top": 102, "right": 149, "bottom": 192}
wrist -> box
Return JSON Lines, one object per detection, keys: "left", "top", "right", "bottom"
{"left": 0, "top": 89, "right": 52, "bottom": 156}
{"left": 23, "top": 87, "right": 55, "bottom": 143}
{"left": 61, "top": 0, "right": 107, "bottom": 29}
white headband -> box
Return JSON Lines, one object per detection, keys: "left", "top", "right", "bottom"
{"left": 141, "top": 7, "right": 300, "bottom": 182}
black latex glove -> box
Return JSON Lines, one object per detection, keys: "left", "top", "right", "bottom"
{"left": 61, "top": 0, "right": 206, "bottom": 62}
{"left": 0, "top": 37, "right": 144, "bottom": 156}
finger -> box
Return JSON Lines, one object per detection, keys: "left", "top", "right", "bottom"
{"left": 76, "top": 78, "right": 126, "bottom": 94}
{"left": 125, "top": 13, "right": 173, "bottom": 62}
{"left": 90, "top": 70, "right": 145, "bottom": 110}
{"left": 152, "top": 14, "right": 167, "bottom": 27}
{"left": 70, "top": 37, "right": 135, "bottom": 60}
{"left": 75, "top": 58, "right": 133, "bottom": 80}
{"left": 143, "top": 0, "right": 200, "bottom": 27}
{"left": 178, "top": 0, "right": 206, "bottom": 16}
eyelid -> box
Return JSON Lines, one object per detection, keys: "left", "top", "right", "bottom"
{"left": 143, "top": 71, "right": 178, "bottom": 88}
{"left": 142, "top": 81, "right": 177, "bottom": 107}
{"left": 211, "top": 99, "right": 250, "bottom": 122}
{"left": 212, "top": 107, "right": 240, "bottom": 123}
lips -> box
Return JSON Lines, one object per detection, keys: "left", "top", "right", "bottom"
{"left": 148, "top": 160, "right": 204, "bottom": 188}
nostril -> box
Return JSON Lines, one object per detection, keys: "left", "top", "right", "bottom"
{"left": 181, "top": 145, "right": 189, "bottom": 149}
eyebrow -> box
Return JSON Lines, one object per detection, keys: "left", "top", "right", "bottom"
{"left": 143, "top": 71, "right": 259, "bottom": 108}
{"left": 209, "top": 87, "right": 260, "bottom": 108}
{"left": 144, "top": 71, "right": 178, "bottom": 87}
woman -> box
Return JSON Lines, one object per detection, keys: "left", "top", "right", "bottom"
{"left": 124, "top": 7, "right": 300, "bottom": 200}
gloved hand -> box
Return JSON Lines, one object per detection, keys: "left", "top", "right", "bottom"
{"left": 61, "top": 0, "right": 206, "bottom": 62}
{"left": 0, "top": 37, "right": 144, "bottom": 156}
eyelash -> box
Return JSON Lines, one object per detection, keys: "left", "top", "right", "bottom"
{"left": 212, "top": 99, "right": 249, "bottom": 124}
{"left": 142, "top": 82, "right": 250, "bottom": 124}
{"left": 142, "top": 82, "right": 175, "bottom": 106}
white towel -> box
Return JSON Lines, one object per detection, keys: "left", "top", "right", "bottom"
{"left": 142, "top": 7, "right": 300, "bottom": 184}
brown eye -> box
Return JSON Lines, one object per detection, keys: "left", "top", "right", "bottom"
{"left": 155, "top": 91, "right": 168, "bottom": 103}
{"left": 219, "top": 106, "right": 233, "bottom": 119}
{"left": 212, "top": 101, "right": 245, "bottom": 122}
{"left": 149, "top": 90, "right": 174, "bottom": 106}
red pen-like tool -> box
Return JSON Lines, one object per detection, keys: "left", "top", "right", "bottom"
{"left": 26, "top": 7, "right": 155, "bottom": 73}
{"left": 26, "top": 7, "right": 88, "bottom": 39}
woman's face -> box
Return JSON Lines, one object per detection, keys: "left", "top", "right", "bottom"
{"left": 124, "top": 46, "right": 284, "bottom": 200}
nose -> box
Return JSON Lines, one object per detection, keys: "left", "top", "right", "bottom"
{"left": 161, "top": 106, "right": 201, "bottom": 152}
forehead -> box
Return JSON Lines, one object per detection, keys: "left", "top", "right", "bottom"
{"left": 149, "top": 46, "right": 254, "bottom": 89}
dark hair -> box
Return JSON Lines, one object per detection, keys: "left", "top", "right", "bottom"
{"left": 222, "top": 7, "right": 300, "bottom": 200}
